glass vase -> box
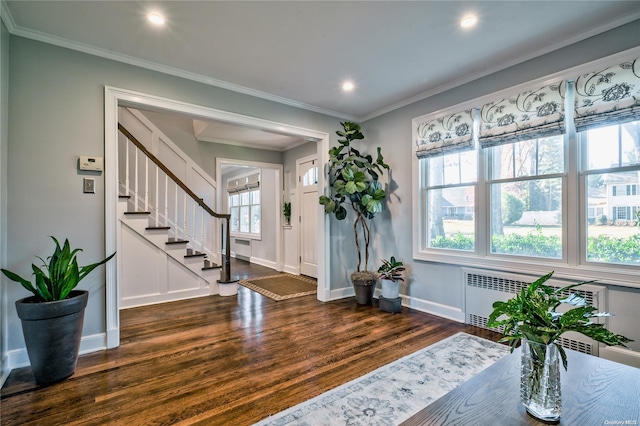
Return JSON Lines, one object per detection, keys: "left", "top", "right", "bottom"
{"left": 520, "top": 338, "right": 562, "bottom": 422}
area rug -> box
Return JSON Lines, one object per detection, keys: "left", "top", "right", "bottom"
{"left": 239, "top": 274, "right": 317, "bottom": 301}
{"left": 254, "top": 332, "right": 509, "bottom": 425}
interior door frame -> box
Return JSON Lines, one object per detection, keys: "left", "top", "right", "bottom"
{"left": 104, "top": 86, "right": 330, "bottom": 349}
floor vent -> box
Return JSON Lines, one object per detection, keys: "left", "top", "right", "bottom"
{"left": 464, "top": 268, "right": 604, "bottom": 356}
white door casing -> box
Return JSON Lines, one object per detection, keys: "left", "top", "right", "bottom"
{"left": 105, "top": 86, "right": 330, "bottom": 348}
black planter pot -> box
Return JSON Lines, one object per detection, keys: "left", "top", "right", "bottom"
{"left": 15, "top": 290, "right": 88, "bottom": 385}
{"left": 351, "top": 271, "right": 376, "bottom": 305}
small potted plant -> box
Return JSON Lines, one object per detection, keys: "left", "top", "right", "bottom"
{"left": 283, "top": 201, "right": 292, "bottom": 226}
{"left": 377, "top": 256, "right": 405, "bottom": 299}
{"left": 319, "top": 121, "right": 390, "bottom": 305}
{"left": 2, "top": 237, "right": 115, "bottom": 385}
{"left": 487, "top": 271, "right": 631, "bottom": 422}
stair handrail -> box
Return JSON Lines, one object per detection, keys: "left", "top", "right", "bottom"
{"left": 118, "top": 123, "right": 236, "bottom": 283}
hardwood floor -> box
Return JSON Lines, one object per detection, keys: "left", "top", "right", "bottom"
{"left": 1, "top": 259, "right": 502, "bottom": 425}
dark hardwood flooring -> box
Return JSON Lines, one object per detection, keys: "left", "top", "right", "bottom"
{"left": 1, "top": 259, "right": 502, "bottom": 425}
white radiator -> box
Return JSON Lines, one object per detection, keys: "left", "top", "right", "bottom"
{"left": 463, "top": 268, "right": 606, "bottom": 356}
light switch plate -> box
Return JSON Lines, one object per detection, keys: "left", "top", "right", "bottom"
{"left": 83, "top": 177, "right": 95, "bottom": 193}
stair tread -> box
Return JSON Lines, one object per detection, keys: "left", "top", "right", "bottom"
{"left": 124, "top": 211, "right": 151, "bottom": 215}
{"left": 202, "top": 264, "right": 222, "bottom": 270}
{"left": 146, "top": 226, "right": 171, "bottom": 230}
{"left": 166, "top": 238, "right": 189, "bottom": 245}
{"left": 185, "top": 252, "right": 207, "bottom": 258}
{"left": 118, "top": 195, "right": 131, "bottom": 199}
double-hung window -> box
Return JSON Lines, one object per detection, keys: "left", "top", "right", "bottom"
{"left": 416, "top": 109, "right": 477, "bottom": 251}
{"left": 228, "top": 172, "right": 261, "bottom": 238}
{"left": 488, "top": 135, "right": 565, "bottom": 258}
{"left": 581, "top": 120, "right": 640, "bottom": 265}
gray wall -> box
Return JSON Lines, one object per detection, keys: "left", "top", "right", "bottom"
{"left": 3, "top": 36, "right": 340, "bottom": 352}
{"left": 1, "top": 20, "right": 9, "bottom": 381}
{"left": 360, "top": 19, "right": 640, "bottom": 349}
{"left": 138, "top": 109, "right": 285, "bottom": 176}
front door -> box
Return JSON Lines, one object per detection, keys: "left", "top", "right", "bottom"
{"left": 299, "top": 157, "right": 318, "bottom": 278}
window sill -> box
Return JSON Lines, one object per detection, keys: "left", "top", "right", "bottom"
{"left": 230, "top": 233, "right": 261, "bottom": 241}
{"left": 413, "top": 249, "right": 640, "bottom": 289}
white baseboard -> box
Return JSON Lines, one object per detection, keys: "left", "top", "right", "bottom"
{"left": 250, "top": 256, "right": 277, "bottom": 270}
{"left": 6, "top": 332, "right": 107, "bottom": 373}
{"left": 1, "top": 352, "right": 9, "bottom": 388}
{"left": 405, "top": 296, "right": 465, "bottom": 323}
{"left": 283, "top": 264, "right": 300, "bottom": 275}
{"left": 120, "top": 288, "right": 211, "bottom": 309}
{"left": 329, "top": 285, "right": 355, "bottom": 301}
{"left": 599, "top": 345, "right": 640, "bottom": 368}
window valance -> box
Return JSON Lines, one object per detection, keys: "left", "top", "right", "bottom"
{"left": 227, "top": 172, "right": 260, "bottom": 193}
{"left": 415, "top": 109, "right": 475, "bottom": 159}
{"left": 478, "top": 82, "right": 566, "bottom": 148}
{"left": 574, "top": 57, "right": 640, "bottom": 132}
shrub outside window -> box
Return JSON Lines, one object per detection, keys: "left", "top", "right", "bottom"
{"left": 488, "top": 136, "right": 565, "bottom": 259}
{"left": 582, "top": 120, "right": 640, "bottom": 266}
{"left": 425, "top": 151, "right": 476, "bottom": 251}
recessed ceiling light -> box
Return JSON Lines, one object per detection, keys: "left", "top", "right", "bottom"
{"left": 460, "top": 15, "right": 478, "bottom": 29}
{"left": 342, "top": 81, "right": 355, "bottom": 92}
{"left": 147, "top": 13, "right": 165, "bottom": 26}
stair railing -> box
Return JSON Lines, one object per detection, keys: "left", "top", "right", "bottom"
{"left": 118, "top": 123, "right": 236, "bottom": 283}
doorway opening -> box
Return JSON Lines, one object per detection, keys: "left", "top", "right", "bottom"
{"left": 104, "top": 86, "right": 330, "bottom": 348}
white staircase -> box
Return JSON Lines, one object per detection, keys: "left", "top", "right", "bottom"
{"left": 117, "top": 116, "right": 238, "bottom": 309}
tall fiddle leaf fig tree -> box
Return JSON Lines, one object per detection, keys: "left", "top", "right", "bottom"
{"left": 319, "top": 121, "right": 389, "bottom": 272}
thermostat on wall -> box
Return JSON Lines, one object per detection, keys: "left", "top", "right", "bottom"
{"left": 79, "top": 156, "right": 103, "bottom": 171}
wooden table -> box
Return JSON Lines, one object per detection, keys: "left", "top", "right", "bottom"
{"left": 401, "top": 347, "right": 640, "bottom": 425}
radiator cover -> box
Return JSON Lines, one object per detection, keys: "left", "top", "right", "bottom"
{"left": 463, "top": 268, "right": 606, "bottom": 356}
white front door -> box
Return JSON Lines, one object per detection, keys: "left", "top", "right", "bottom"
{"left": 298, "top": 156, "right": 318, "bottom": 278}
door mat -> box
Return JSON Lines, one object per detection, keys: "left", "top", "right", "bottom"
{"left": 239, "top": 273, "right": 317, "bottom": 301}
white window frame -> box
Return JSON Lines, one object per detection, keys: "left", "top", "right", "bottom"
{"left": 227, "top": 170, "right": 262, "bottom": 240}
{"left": 412, "top": 46, "right": 640, "bottom": 287}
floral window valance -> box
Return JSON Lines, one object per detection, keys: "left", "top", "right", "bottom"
{"left": 478, "top": 82, "right": 566, "bottom": 149}
{"left": 574, "top": 57, "right": 640, "bottom": 132}
{"left": 415, "top": 109, "right": 475, "bottom": 159}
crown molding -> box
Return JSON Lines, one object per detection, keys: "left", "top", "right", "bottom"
{"left": 3, "top": 0, "right": 639, "bottom": 124}
{"left": 1, "top": 4, "right": 357, "bottom": 123}
{"left": 359, "top": 11, "right": 640, "bottom": 122}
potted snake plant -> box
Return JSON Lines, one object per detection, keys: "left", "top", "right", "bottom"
{"left": 319, "top": 121, "right": 390, "bottom": 305}
{"left": 2, "top": 236, "right": 115, "bottom": 385}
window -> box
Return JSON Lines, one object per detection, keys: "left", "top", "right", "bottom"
{"left": 227, "top": 172, "right": 261, "bottom": 238}
{"left": 229, "top": 188, "right": 260, "bottom": 236}
{"left": 425, "top": 151, "right": 476, "bottom": 251}
{"left": 582, "top": 120, "right": 640, "bottom": 265}
{"left": 488, "top": 136, "right": 565, "bottom": 258}
{"left": 414, "top": 53, "right": 640, "bottom": 272}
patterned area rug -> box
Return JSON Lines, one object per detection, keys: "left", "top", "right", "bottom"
{"left": 239, "top": 274, "right": 317, "bottom": 301}
{"left": 254, "top": 332, "right": 509, "bottom": 425}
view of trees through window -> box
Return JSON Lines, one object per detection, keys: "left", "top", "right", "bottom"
{"left": 584, "top": 121, "right": 640, "bottom": 265}
{"left": 489, "top": 136, "right": 564, "bottom": 258}
{"left": 425, "top": 120, "right": 640, "bottom": 266}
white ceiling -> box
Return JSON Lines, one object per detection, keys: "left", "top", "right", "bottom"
{"left": 4, "top": 1, "right": 640, "bottom": 122}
